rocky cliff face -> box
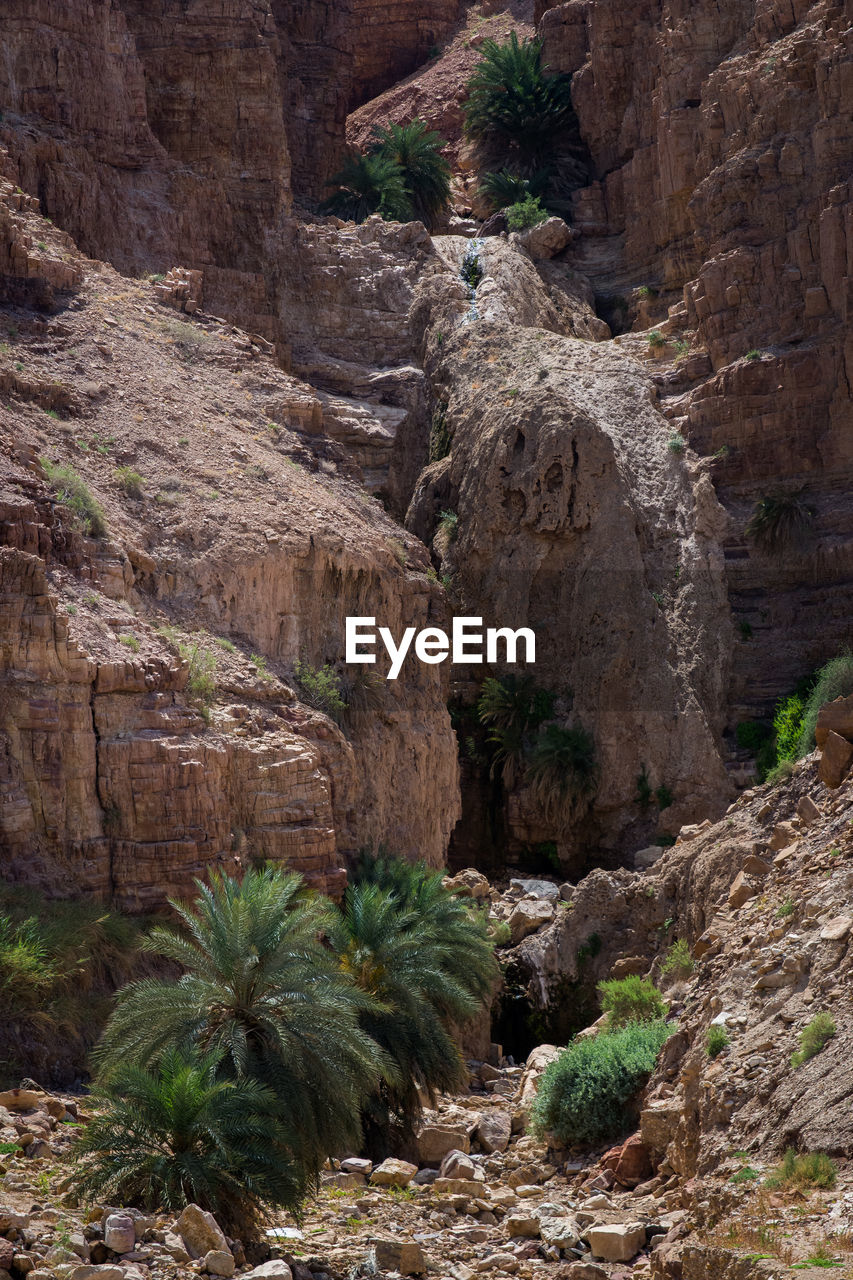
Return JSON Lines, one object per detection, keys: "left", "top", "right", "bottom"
{"left": 538, "top": 0, "right": 853, "bottom": 721}
{"left": 0, "top": 174, "right": 458, "bottom": 908}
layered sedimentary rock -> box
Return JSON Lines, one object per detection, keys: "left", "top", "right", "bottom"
{"left": 0, "top": 193, "right": 459, "bottom": 908}
{"left": 0, "top": 0, "right": 460, "bottom": 344}
{"left": 538, "top": 0, "right": 853, "bottom": 717}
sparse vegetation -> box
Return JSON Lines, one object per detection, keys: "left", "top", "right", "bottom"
{"left": 707, "top": 1024, "right": 731, "bottom": 1058}
{"left": 294, "top": 659, "right": 346, "bottom": 723}
{"left": 119, "top": 633, "right": 141, "bottom": 653}
{"left": 791, "top": 1012, "right": 836, "bottom": 1067}
{"left": 429, "top": 402, "right": 452, "bottom": 462}
{"left": 249, "top": 653, "right": 272, "bottom": 682}
{"left": 478, "top": 168, "right": 550, "bottom": 213}
{"left": 777, "top": 896, "right": 796, "bottom": 919}
{"left": 461, "top": 243, "right": 483, "bottom": 291}
{"left": 115, "top": 466, "right": 145, "bottom": 498}
{"left": 661, "top": 938, "right": 694, "bottom": 980}
{"left": 746, "top": 489, "right": 815, "bottom": 554}
{"left": 667, "top": 432, "right": 686, "bottom": 454}
{"left": 41, "top": 460, "right": 107, "bottom": 538}
{"left": 530, "top": 1020, "right": 670, "bottom": 1145}
{"left": 178, "top": 642, "right": 218, "bottom": 712}
{"left": 648, "top": 329, "right": 666, "bottom": 349}
{"left": 766, "top": 1149, "right": 837, "bottom": 1192}
{"left": 598, "top": 975, "right": 666, "bottom": 1028}
{"left": 437, "top": 509, "right": 458, "bottom": 541}
{"left": 745, "top": 348, "right": 762, "bottom": 360}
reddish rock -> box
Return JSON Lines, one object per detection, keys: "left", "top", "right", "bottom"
{"left": 819, "top": 730, "right": 853, "bottom": 789}
{"left": 614, "top": 1134, "right": 653, "bottom": 1189}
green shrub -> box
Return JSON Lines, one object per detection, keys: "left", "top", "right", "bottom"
{"left": 294, "top": 659, "right": 346, "bottom": 723}
{"left": 119, "top": 633, "right": 140, "bottom": 653}
{"left": 529, "top": 1020, "right": 670, "bottom": 1145}
{"left": 250, "top": 653, "right": 272, "bottom": 682}
{"left": 437, "top": 509, "right": 458, "bottom": 541}
{"left": 655, "top": 783, "right": 673, "bottom": 810}
{"left": 661, "top": 939, "right": 694, "bottom": 980}
{"left": 706, "top": 1025, "right": 731, "bottom": 1058}
{"left": 321, "top": 152, "right": 411, "bottom": 224}
{"left": 791, "top": 1012, "right": 835, "bottom": 1067}
{"left": 776, "top": 896, "right": 796, "bottom": 919}
{"left": 73, "top": 1048, "right": 304, "bottom": 1232}
{"left": 429, "top": 402, "right": 451, "bottom": 462}
{"left": 42, "top": 460, "right": 107, "bottom": 538}
{"left": 478, "top": 168, "right": 550, "bottom": 212}
{"left": 745, "top": 348, "right": 762, "bottom": 360}
{"left": 598, "top": 975, "right": 666, "bottom": 1028}
{"left": 368, "top": 120, "right": 450, "bottom": 229}
{"left": 766, "top": 1148, "right": 836, "bottom": 1191}
{"left": 178, "top": 642, "right": 218, "bottom": 712}
{"left": 795, "top": 652, "right": 853, "bottom": 757}
{"left": 115, "top": 466, "right": 145, "bottom": 499}
{"left": 666, "top": 433, "right": 686, "bottom": 454}
{"left": 506, "top": 196, "right": 547, "bottom": 231}
{"left": 635, "top": 764, "right": 653, "bottom": 808}
{"left": 648, "top": 330, "right": 666, "bottom": 349}
{"left": 746, "top": 489, "right": 815, "bottom": 554}
{"left": 463, "top": 33, "right": 576, "bottom": 164}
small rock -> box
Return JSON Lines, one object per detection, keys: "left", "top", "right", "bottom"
{"left": 440, "top": 1150, "right": 475, "bottom": 1181}
{"left": 340, "top": 1156, "right": 373, "bottom": 1177}
{"left": 475, "top": 1111, "right": 511, "bottom": 1154}
{"left": 104, "top": 1216, "right": 135, "bottom": 1255}
{"left": 820, "top": 915, "right": 852, "bottom": 942}
{"left": 796, "top": 795, "right": 821, "bottom": 824}
{"left": 242, "top": 1263, "right": 292, "bottom": 1280}
{"left": 204, "top": 1251, "right": 235, "bottom": 1277}
{"left": 369, "top": 1239, "right": 425, "bottom": 1276}
{"left": 508, "top": 898, "right": 554, "bottom": 944}
{"left": 505, "top": 1213, "right": 540, "bottom": 1239}
{"left": 728, "top": 871, "right": 757, "bottom": 909}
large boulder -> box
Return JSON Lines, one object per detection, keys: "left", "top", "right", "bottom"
{"left": 815, "top": 694, "right": 853, "bottom": 747}
{"left": 173, "top": 1206, "right": 229, "bottom": 1260}
{"left": 508, "top": 898, "right": 554, "bottom": 943}
{"left": 516, "top": 217, "right": 573, "bottom": 260}
{"left": 819, "top": 730, "right": 853, "bottom": 787}
{"left": 587, "top": 1224, "right": 646, "bottom": 1262}
{"left": 439, "top": 1149, "right": 476, "bottom": 1180}
{"left": 370, "top": 1157, "right": 418, "bottom": 1188}
{"left": 475, "top": 1110, "right": 512, "bottom": 1154}
{"left": 416, "top": 1124, "right": 470, "bottom": 1165}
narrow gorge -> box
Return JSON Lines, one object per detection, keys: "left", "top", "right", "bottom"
{"left": 1, "top": 1, "right": 852, "bottom": 1278}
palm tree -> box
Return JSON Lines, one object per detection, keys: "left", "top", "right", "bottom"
{"left": 745, "top": 489, "right": 815, "bottom": 554}
{"left": 95, "top": 868, "right": 381, "bottom": 1182}
{"left": 334, "top": 857, "right": 498, "bottom": 1155}
{"left": 526, "top": 723, "right": 598, "bottom": 828}
{"left": 463, "top": 34, "right": 576, "bottom": 165}
{"left": 478, "top": 167, "right": 552, "bottom": 213}
{"left": 476, "top": 674, "right": 555, "bottom": 787}
{"left": 369, "top": 120, "right": 451, "bottom": 229}
{"left": 320, "top": 152, "right": 412, "bottom": 224}
{"left": 73, "top": 1048, "right": 305, "bottom": 1231}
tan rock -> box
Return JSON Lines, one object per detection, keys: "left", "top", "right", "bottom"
{"left": 815, "top": 694, "right": 853, "bottom": 747}
{"left": 203, "top": 1253, "right": 235, "bottom": 1278}
{"left": 796, "top": 795, "right": 821, "bottom": 824}
{"left": 370, "top": 1157, "right": 418, "bottom": 1188}
{"left": 369, "top": 1240, "right": 426, "bottom": 1276}
{"left": 417, "top": 1125, "right": 471, "bottom": 1164}
{"left": 587, "top": 1224, "right": 646, "bottom": 1262}
{"left": 508, "top": 898, "right": 555, "bottom": 944}
{"left": 173, "top": 1205, "right": 229, "bottom": 1260}
{"left": 820, "top": 916, "right": 852, "bottom": 942}
{"left": 475, "top": 1110, "right": 512, "bottom": 1154}
{"left": 728, "top": 871, "right": 757, "bottom": 909}
{"left": 505, "top": 1213, "right": 540, "bottom": 1239}
{"left": 819, "top": 731, "right": 853, "bottom": 788}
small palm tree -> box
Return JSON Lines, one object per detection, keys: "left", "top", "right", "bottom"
{"left": 369, "top": 120, "right": 451, "bottom": 229}
{"left": 463, "top": 34, "right": 576, "bottom": 164}
{"left": 477, "top": 674, "right": 555, "bottom": 787}
{"left": 321, "top": 152, "right": 412, "bottom": 224}
{"left": 95, "top": 869, "right": 381, "bottom": 1182}
{"left": 334, "top": 858, "right": 497, "bottom": 1155}
{"left": 526, "top": 723, "right": 598, "bottom": 828}
{"left": 73, "top": 1048, "right": 305, "bottom": 1231}
{"left": 746, "top": 489, "right": 815, "bottom": 554}
{"left": 478, "top": 167, "right": 551, "bottom": 212}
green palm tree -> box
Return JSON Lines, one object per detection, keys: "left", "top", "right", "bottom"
{"left": 526, "top": 723, "right": 598, "bottom": 828}
{"left": 95, "top": 868, "right": 381, "bottom": 1182}
{"left": 477, "top": 674, "right": 555, "bottom": 787}
{"left": 73, "top": 1048, "right": 304, "bottom": 1231}
{"left": 369, "top": 120, "right": 451, "bottom": 229}
{"left": 335, "top": 858, "right": 497, "bottom": 1155}
{"left": 478, "top": 167, "right": 552, "bottom": 212}
{"left": 321, "top": 152, "right": 412, "bottom": 224}
{"left": 463, "top": 33, "right": 576, "bottom": 164}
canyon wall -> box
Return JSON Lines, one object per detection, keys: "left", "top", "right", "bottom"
{"left": 538, "top": 0, "right": 853, "bottom": 718}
